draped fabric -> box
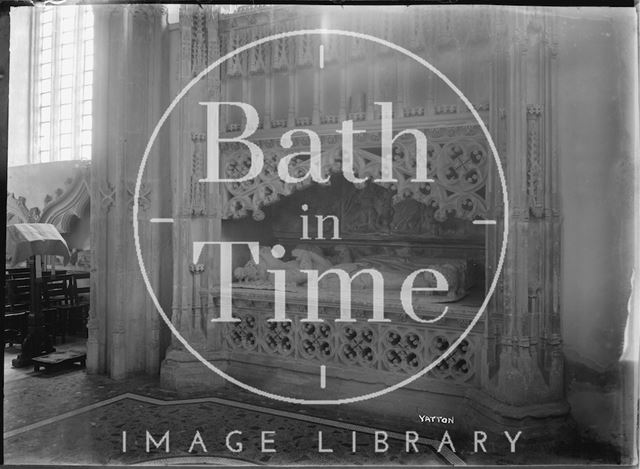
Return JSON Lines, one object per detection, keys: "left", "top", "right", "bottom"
{"left": 7, "top": 223, "right": 70, "bottom": 265}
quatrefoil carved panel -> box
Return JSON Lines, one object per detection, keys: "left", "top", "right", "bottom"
{"left": 338, "top": 325, "right": 377, "bottom": 368}
{"left": 299, "top": 323, "right": 334, "bottom": 360}
{"left": 428, "top": 334, "right": 474, "bottom": 382}
{"left": 382, "top": 329, "right": 424, "bottom": 372}
{"left": 225, "top": 314, "right": 259, "bottom": 352}
{"left": 264, "top": 321, "right": 294, "bottom": 356}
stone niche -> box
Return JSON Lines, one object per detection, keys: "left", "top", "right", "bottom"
{"left": 75, "top": 3, "right": 636, "bottom": 458}
{"left": 157, "top": 4, "right": 574, "bottom": 444}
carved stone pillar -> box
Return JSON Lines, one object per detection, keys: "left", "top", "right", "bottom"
{"left": 483, "top": 7, "right": 508, "bottom": 391}
{"left": 89, "top": 4, "right": 169, "bottom": 378}
{"left": 160, "top": 5, "right": 226, "bottom": 392}
{"left": 480, "top": 8, "right": 567, "bottom": 434}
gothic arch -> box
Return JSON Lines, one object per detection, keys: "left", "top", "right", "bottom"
{"left": 39, "top": 163, "right": 91, "bottom": 233}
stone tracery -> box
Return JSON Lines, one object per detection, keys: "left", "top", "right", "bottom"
{"left": 216, "top": 126, "right": 490, "bottom": 222}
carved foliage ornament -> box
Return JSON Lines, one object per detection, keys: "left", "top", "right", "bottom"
{"left": 190, "top": 9, "right": 209, "bottom": 76}
{"left": 248, "top": 26, "right": 267, "bottom": 74}
{"left": 216, "top": 7, "right": 493, "bottom": 79}
{"left": 271, "top": 25, "right": 291, "bottom": 71}
{"left": 100, "top": 178, "right": 151, "bottom": 214}
{"left": 100, "top": 182, "right": 116, "bottom": 213}
{"left": 227, "top": 29, "right": 246, "bottom": 76}
{"left": 126, "top": 181, "right": 151, "bottom": 212}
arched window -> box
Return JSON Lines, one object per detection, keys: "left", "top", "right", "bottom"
{"left": 32, "top": 5, "right": 94, "bottom": 163}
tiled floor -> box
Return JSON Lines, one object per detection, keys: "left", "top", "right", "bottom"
{"left": 3, "top": 343, "right": 452, "bottom": 466}
{"left": 5, "top": 394, "right": 451, "bottom": 465}
{"left": 4, "top": 339, "right": 86, "bottom": 384}
{"left": 3, "top": 343, "right": 622, "bottom": 466}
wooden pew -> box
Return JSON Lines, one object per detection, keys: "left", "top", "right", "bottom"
{"left": 4, "top": 277, "right": 31, "bottom": 346}
{"left": 4, "top": 269, "right": 90, "bottom": 347}
{"left": 53, "top": 272, "right": 91, "bottom": 340}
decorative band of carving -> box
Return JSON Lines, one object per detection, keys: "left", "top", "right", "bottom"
{"left": 217, "top": 125, "right": 489, "bottom": 222}
{"left": 219, "top": 308, "right": 477, "bottom": 384}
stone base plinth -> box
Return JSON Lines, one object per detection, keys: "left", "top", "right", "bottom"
{"left": 160, "top": 353, "right": 572, "bottom": 450}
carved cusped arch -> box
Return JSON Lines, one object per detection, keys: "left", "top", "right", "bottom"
{"left": 39, "top": 164, "right": 91, "bottom": 233}
{"left": 218, "top": 125, "right": 490, "bottom": 222}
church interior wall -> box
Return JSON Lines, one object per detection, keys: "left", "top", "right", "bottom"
{"left": 8, "top": 160, "right": 80, "bottom": 211}
{"left": 556, "top": 8, "right": 636, "bottom": 450}
{"left": 4, "top": 4, "right": 637, "bottom": 456}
